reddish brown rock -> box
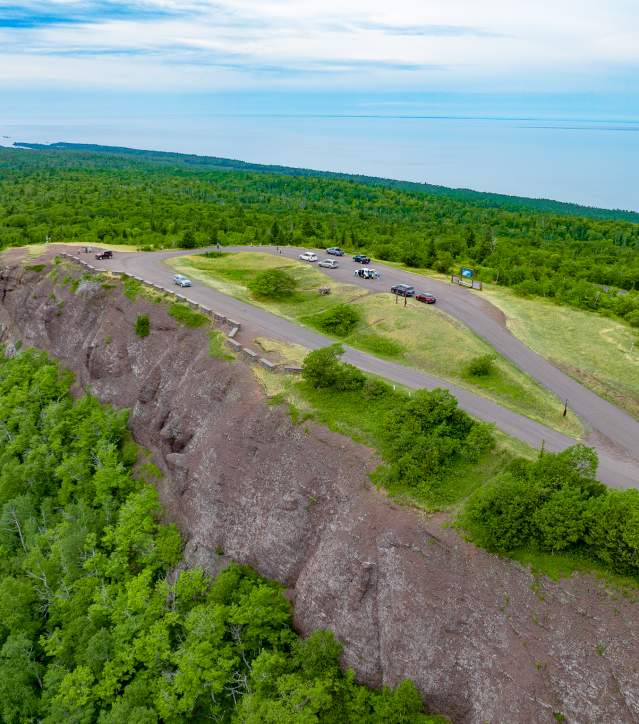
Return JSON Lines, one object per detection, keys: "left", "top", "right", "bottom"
{"left": 1, "top": 258, "right": 638, "bottom": 724}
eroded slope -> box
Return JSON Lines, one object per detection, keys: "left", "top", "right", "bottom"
{"left": 0, "top": 258, "right": 637, "bottom": 724}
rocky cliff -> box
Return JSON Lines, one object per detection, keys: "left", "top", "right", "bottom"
{"left": 1, "top": 256, "right": 638, "bottom": 724}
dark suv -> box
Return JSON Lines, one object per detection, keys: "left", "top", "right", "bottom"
{"left": 391, "top": 284, "right": 415, "bottom": 297}
{"left": 353, "top": 254, "right": 371, "bottom": 264}
{"left": 95, "top": 250, "right": 113, "bottom": 260}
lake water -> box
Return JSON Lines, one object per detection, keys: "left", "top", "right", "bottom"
{"left": 2, "top": 104, "right": 638, "bottom": 212}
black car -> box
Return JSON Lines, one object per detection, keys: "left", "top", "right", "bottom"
{"left": 326, "top": 247, "right": 344, "bottom": 256}
{"left": 390, "top": 284, "right": 415, "bottom": 297}
{"left": 95, "top": 250, "right": 113, "bottom": 260}
{"left": 353, "top": 254, "right": 371, "bottom": 264}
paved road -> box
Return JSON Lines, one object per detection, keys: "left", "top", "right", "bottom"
{"left": 228, "top": 246, "right": 639, "bottom": 460}
{"left": 82, "top": 245, "right": 639, "bottom": 489}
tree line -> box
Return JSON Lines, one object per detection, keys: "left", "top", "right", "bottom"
{"left": 1, "top": 146, "right": 638, "bottom": 325}
{"left": 0, "top": 348, "right": 440, "bottom": 723}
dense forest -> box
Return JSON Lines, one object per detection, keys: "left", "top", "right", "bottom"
{"left": 0, "top": 349, "right": 438, "bottom": 723}
{"left": 1, "top": 144, "right": 638, "bottom": 325}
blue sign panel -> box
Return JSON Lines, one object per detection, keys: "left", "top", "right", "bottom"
{"left": 460, "top": 267, "right": 474, "bottom": 279}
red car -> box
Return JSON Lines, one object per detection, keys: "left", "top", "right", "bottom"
{"left": 415, "top": 292, "right": 436, "bottom": 304}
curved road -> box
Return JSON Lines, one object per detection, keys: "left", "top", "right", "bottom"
{"left": 84, "top": 245, "right": 639, "bottom": 490}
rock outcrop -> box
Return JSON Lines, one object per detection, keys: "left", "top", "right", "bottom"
{"left": 1, "top": 258, "right": 638, "bottom": 724}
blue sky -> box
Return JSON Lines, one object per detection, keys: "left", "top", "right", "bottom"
{"left": 1, "top": 2, "right": 638, "bottom": 209}
{"left": 0, "top": 0, "right": 637, "bottom": 94}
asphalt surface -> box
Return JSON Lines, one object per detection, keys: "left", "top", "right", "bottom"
{"left": 83, "top": 245, "right": 639, "bottom": 490}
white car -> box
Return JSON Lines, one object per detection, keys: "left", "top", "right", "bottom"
{"left": 354, "top": 268, "right": 380, "bottom": 280}
{"left": 318, "top": 258, "right": 338, "bottom": 269}
{"left": 298, "top": 252, "right": 318, "bottom": 262}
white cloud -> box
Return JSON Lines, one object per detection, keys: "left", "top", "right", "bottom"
{"left": 0, "top": 0, "right": 637, "bottom": 90}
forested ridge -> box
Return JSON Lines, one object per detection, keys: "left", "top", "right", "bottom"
{"left": 0, "top": 349, "right": 438, "bottom": 723}
{"left": 12, "top": 142, "right": 639, "bottom": 222}
{"left": 1, "top": 144, "right": 638, "bottom": 325}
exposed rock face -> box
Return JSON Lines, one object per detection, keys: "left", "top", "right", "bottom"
{"left": 1, "top": 259, "right": 638, "bottom": 724}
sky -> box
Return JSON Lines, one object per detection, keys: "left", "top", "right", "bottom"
{"left": 1, "top": 0, "right": 637, "bottom": 93}
{"left": 1, "top": 2, "right": 638, "bottom": 209}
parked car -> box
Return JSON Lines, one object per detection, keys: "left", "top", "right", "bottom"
{"left": 175, "top": 276, "right": 192, "bottom": 287}
{"left": 390, "top": 283, "right": 415, "bottom": 297}
{"left": 326, "top": 247, "right": 344, "bottom": 256}
{"left": 415, "top": 292, "right": 437, "bottom": 304}
{"left": 354, "top": 268, "right": 380, "bottom": 279}
{"left": 352, "top": 254, "right": 371, "bottom": 264}
{"left": 95, "top": 250, "right": 113, "bottom": 260}
{"left": 319, "top": 258, "right": 339, "bottom": 269}
{"left": 299, "top": 252, "right": 318, "bottom": 262}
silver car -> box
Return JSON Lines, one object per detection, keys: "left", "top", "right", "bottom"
{"left": 174, "top": 275, "right": 192, "bottom": 287}
{"left": 318, "top": 258, "right": 338, "bottom": 269}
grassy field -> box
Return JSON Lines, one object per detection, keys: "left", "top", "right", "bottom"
{"left": 170, "top": 252, "right": 583, "bottom": 437}
{"left": 367, "top": 255, "right": 639, "bottom": 420}
{"left": 251, "top": 364, "right": 530, "bottom": 510}
{"left": 480, "top": 286, "right": 639, "bottom": 419}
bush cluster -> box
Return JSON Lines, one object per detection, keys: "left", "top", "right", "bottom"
{"left": 464, "top": 354, "right": 495, "bottom": 377}
{"left": 466, "top": 445, "right": 639, "bottom": 576}
{"left": 380, "top": 388, "right": 495, "bottom": 484}
{"left": 302, "top": 346, "right": 495, "bottom": 487}
{"left": 302, "top": 345, "right": 366, "bottom": 391}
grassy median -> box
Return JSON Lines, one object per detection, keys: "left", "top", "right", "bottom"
{"left": 370, "top": 257, "right": 639, "bottom": 421}
{"left": 169, "top": 252, "right": 583, "bottom": 438}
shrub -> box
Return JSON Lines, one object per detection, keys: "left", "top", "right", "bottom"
{"left": 586, "top": 489, "right": 639, "bottom": 574}
{"left": 181, "top": 229, "right": 197, "bottom": 249}
{"left": 169, "top": 303, "right": 208, "bottom": 328}
{"left": 302, "top": 345, "right": 365, "bottom": 391}
{"left": 249, "top": 268, "right": 297, "bottom": 299}
{"left": 467, "top": 476, "right": 540, "bottom": 552}
{"left": 208, "top": 330, "right": 234, "bottom": 360}
{"left": 464, "top": 444, "right": 639, "bottom": 576}
{"left": 401, "top": 249, "right": 426, "bottom": 268}
{"left": 625, "top": 310, "right": 639, "bottom": 328}
{"left": 434, "top": 252, "right": 454, "bottom": 274}
{"left": 465, "top": 354, "right": 496, "bottom": 377}
{"left": 123, "top": 276, "right": 142, "bottom": 300}
{"left": 135, "top": 314, "right": 150, "bottom": 338}
{"left": 363, "top": 378, "right": 393, "bottom": 399}
{"left": 380, "top": 388, "right": 495, "bottom": 484}
{"left": 313, "top": 304, "right": 360, "bottom": 337}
